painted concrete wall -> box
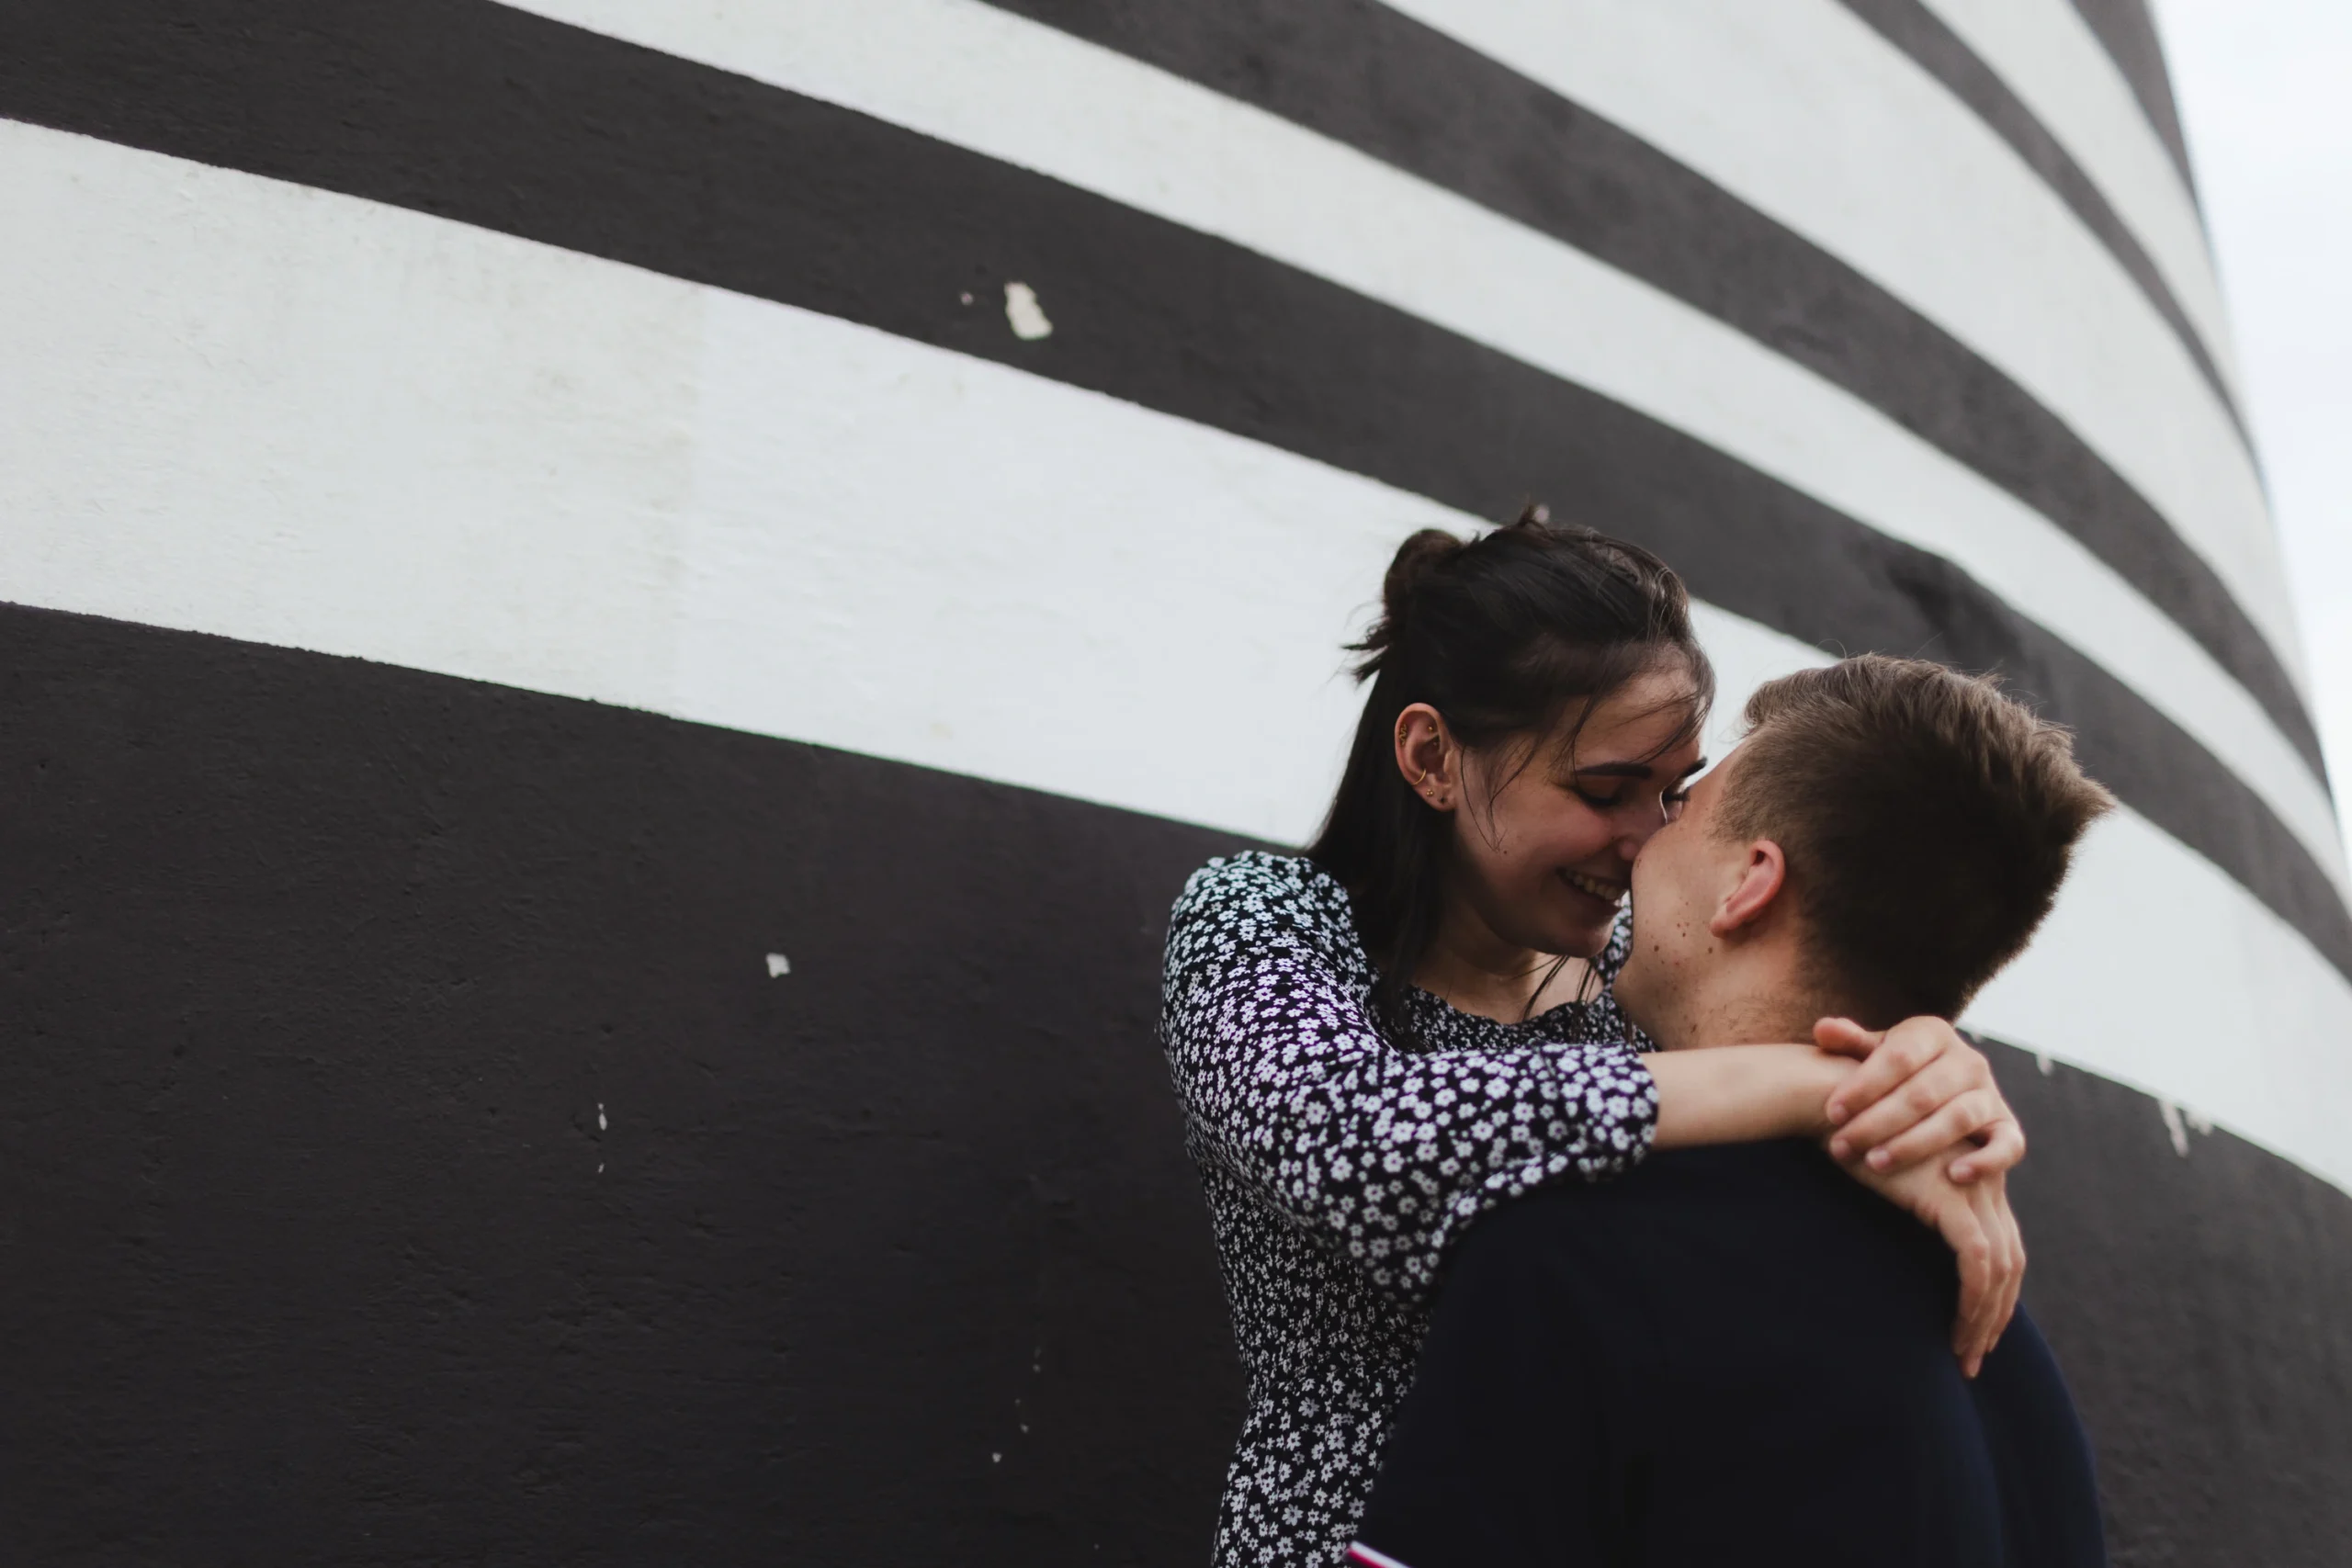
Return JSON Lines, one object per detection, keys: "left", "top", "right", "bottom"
{"left": 2, "top": 1, "right": 2346, "bottom": 1562}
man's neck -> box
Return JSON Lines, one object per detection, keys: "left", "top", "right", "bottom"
{"left": 1647, "top": 968, "right": 1845, "bottom": 1053}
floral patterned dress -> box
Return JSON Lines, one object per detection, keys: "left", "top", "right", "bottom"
{"left": 1161, "top": 852, "right": 1659, "bottom": 1566}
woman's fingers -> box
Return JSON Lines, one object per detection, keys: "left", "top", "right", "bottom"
{"left": 2003, "top": 1222, "right": 2027, "bottom": 1345}
{"left": 1932, "top": 1172, "right": 2030, "bottom": 1378}
{"left": 1961, "top": 1178, "right": 2025, "bottom": 1374}
{"left": 1857, "top": 1089, "right": 2008, "bottom": 1174}
{"left": 1949, "top": 1116, "right": 2027, "bottom": 1184}
{"left": 1938, "top": 1199, "right": 1996, "bottom": 1375}
{"left": 1820, "top": 1015, "right": 1951, "bottom": 1127}
{"left": 1984, "top": 1178, "right": 2026, "bottom": 1349}
{"left": 1827, "top": 1021, "right": 2018, "bottom": 1168}
{"left": 1812, "top": 1016, "right": 1883, "bottom": 1063}
{"left": 1828, "top": 1048, "right": 1977, "bottom": 1160}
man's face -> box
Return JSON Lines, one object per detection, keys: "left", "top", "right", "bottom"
{"left": 1613, "top": 745, "right": 1752, "bottom": 1041}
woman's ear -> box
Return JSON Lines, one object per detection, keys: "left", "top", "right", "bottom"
{"left": 1708, "top": 840, "right": 1789, "bottom": 937}
{"left": 1393, "top": 703, "right": 1461, "bottom": 812}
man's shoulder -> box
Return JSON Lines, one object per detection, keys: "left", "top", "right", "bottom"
{"left": 1497, "top": 1138, "right": 1850, "bottom": 1223}
{"left": 1458, "top": 1139, "right": 1946, "bottom": 1311}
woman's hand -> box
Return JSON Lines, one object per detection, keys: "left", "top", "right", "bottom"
{"left": 1840, "top": 1146, "right": 2026, "bottom": 1376}
{"left": 1815, "top": 1016, "right": 2024, "bottom": 1184}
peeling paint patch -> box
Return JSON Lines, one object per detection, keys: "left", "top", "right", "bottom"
{"left": 2035, "top": 1053, "right": 2054, "bottom": 1077}
{"left": 1003, "top": 281, "right": 1053, "bottom": 341}
{"left": 765, "top": 953, "right": 792, "bottom": 977}
{"left": 2159, "top": 1098, "right": 2189, "bottom": 1156}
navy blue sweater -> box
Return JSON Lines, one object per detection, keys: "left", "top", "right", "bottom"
{"left": 1354, "top": 1141, "right": 2106, "bottom": 1568}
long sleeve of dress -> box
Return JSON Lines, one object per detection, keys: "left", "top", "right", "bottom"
{"left": 1161, "top": 852, "right": 1657, "bottom": 1304}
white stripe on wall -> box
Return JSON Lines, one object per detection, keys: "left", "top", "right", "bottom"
{"left": 0, "top": 122, "right": 1423, "bottom": 847}
{"left": 1378, "top": 0, "right": 2292, "bottom": 674}
{"left": 477, "top": 6, "right": 2339, "bottom": 875}
{"left": 1915, "top": 0, "right": 2231, "bottom": 377}
{"left": 6, "top": 122, "right": 2346, "bottom": 1192}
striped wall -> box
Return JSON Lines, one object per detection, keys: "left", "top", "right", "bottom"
{"left": 2, "top": 2, "right": 2346, "bottom": 1562}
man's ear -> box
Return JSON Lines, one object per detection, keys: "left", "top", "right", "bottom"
{"left": 1708, "top": 840, "right": 1789, "bottom": 938}
{"left": 1393, "top": 702, "right": 1462, "bottom": 812}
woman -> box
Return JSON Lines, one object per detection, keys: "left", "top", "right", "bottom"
{"left": 1161, "top": 517, "right": 2028, "bottom": 1565}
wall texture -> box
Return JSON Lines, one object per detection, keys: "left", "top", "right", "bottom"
{"left": 2, "top": 2, "right": 2345, "bottom": 1562}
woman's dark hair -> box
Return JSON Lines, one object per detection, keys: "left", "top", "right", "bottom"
{"left": 1308, "top": 511, "right": 1714, "bottom": 1043}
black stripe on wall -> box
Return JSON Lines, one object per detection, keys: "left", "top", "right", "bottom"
{"left": 972, "top": 0, "right": 2306, "bottom": 773}
{"left": 1987, "top": 1037, "right": 2352, "bottom": 1566}
{"left": 1829, "top": 0, "right": 2241, "bottom": 440}
{"left": 2, "top": 603, "right": 2346, "bottom": 1564}
{"left": 4, "top": 0, "right": 2346, "bottom": 977}
{"left": 2069, "top": 0, "right": 2200, "bottom": 197}
{"left": 0, "top": 603, "right": 1248, "bottom": 1564}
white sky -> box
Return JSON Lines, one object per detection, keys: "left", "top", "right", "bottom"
{"left": 2154, "top": 0, "right": 2352, "bottom": 852}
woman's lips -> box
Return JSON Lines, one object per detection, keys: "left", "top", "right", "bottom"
{"left": 1560, "top": 868, "right": 1628, "bottom": 908}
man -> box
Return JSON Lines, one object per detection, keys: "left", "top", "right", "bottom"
{"left": 1349, "top": 656, "right": 2115, "bottom": 1568}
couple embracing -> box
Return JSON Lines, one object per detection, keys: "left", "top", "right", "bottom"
{"left": 1161, "top": 515, "right": 2111, "bottom": 1566}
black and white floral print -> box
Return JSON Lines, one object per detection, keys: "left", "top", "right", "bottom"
{"left": 1161, "top": 852, "right": 1658, "bottom": 1566}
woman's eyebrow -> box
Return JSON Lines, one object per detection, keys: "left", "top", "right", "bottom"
{"left": 1572, "top": 755, "right": 1709, "bottom": 782}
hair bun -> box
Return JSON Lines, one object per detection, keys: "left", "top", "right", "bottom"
{"left": 1380, "top": 526, "right": 1466, "bottom": 620}
{"left": 1354, "top": 531, "right": 1458, "bottom": 677}
{"left": 1351, "top": 527, "right": 1466, "bottom": 676}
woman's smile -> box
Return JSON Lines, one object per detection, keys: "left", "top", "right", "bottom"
{"left": 1560, "top": 868, "right": 1629, "bottom": 907}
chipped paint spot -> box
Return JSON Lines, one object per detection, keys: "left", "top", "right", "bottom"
{"left": 2159, "top": 1099, "right": 2190, "bottom": 1157}
{"left": 597, "top": 1102, "right": 607, "bottom": 1132}
{"left": 2187, "top": 1108, "right": 2213, "bottom": 1135}
{"left": 1003, "top": 281, "right": 1053, "bottom": 341}
{"left": 990, "top": 1452, "right": 1001, "bottom": 1464}
{"left": 765, "top": 953, "right": 791, "bottom": 977}
{"left": 2035, "top": 1053, "right": 2053, "bottom": 1077}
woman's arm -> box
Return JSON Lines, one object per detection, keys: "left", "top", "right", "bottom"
{"left": 1645, "top": 1044, "right": 1855, "bottom": 1149}
{"left": 1162, "top": 856, "right": 1658, "bottom": 1303}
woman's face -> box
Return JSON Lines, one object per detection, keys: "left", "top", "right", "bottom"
{"left": 1415, "top": 668, "right": 1709, "bottom": 961}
